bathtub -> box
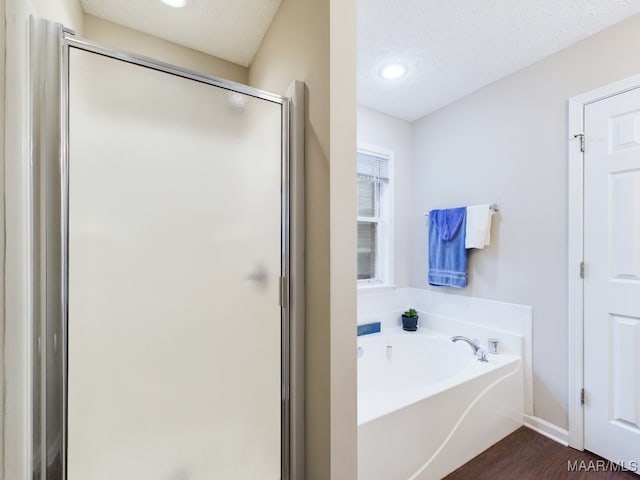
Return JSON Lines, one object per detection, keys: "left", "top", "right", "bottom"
{"left": 357, "top": 329, "right": 523, "bottom": 480}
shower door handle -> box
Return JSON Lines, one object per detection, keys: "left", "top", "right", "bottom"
{"left": 246, "top": 263, "right": 269, "bottom": 289}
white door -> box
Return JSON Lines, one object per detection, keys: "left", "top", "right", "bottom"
{"left": 584, "top": 87, "right": 640, "bottom": 471}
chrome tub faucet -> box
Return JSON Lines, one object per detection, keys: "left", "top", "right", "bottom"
{"left": 450, "top": 335, "right": 488, "bottom": 362}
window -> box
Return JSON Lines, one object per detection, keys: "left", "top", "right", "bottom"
{"left": 357, "top": 148, "right": 392, "bottom": 285}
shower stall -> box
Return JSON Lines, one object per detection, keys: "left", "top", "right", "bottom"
{"left": 29, "top": 17, "right": 304, "bottom": 480}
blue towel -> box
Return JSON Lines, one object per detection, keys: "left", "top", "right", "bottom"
{"left": 428, "top": 207, "right": 468, "bottom": 288}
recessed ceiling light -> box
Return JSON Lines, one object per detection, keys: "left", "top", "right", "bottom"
{"left": 379, "top": 63, "right": 408, "bottom": 80}
{"left": 160, "top": 0, "right": 187, "bottom": 8}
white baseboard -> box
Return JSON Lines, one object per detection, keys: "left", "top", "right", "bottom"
{"left": 524, "top": 414, "right": 569, "bottom": 446}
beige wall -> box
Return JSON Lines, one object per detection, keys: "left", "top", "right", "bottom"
{"left": 249, "top": 0, "right": 357, "bottom": 478}
{"left": 357, "top": 106, "right": 412, "bottom": 288}
{"left": 410, "top": 13, "right": 640, "bottom": 429}
{"left": 328, "top": 1, "right": 356, "bottom": 477}
{"left": 32, "top": 0, "right": 84, "bottom": 34}
{"left": 83, "top": 15, "right": 248, "bottom": 84}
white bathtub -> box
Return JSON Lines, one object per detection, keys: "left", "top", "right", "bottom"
{"left": 358, "top": 329, "right": 523, "bottom": 480}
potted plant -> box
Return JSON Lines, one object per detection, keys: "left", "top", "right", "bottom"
{"left": 401, "top": 308, "right": 419, "bottom": 331}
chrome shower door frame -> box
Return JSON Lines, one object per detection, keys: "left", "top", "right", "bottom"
{"left": 29, "top": 16, "right": 304, "bottom": 480}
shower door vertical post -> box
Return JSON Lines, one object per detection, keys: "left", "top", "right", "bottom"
{"left": 29, "top": 16, "right": 67, "bottom": 480}
{"left": 286, "top": 80, "right": 306, "bottom": 480}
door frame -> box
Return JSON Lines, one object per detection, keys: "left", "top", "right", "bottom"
{"left": 567, "top": 74, "right": 640, "bottom": 450}
{"left": 29, "top": 16, "right": 306, "bottom": 480}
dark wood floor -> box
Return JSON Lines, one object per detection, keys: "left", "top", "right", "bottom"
{"left": 444, "top": 427, "right": 638, "bottom": 480}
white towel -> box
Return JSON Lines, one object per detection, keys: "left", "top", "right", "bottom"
{"left": 465, "top": 204, "right": 493, "bottom": 249}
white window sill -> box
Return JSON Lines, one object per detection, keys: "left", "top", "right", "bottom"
{"left": 357, "top": 283, "right": 397, "bottom": 294}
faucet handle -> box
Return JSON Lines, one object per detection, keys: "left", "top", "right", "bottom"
{"left": 476, "top": 349, "right": 488, "bottom": 362}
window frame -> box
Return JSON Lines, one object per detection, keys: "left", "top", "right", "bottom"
{"left": 357, "top": 144, "right": 394, "bottom": 289}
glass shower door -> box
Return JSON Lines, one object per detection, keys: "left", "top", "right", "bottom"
{"left": 67, "top": 47, "right": 284, "bottom": 480}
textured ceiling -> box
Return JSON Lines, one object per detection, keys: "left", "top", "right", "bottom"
{"left": 358, "top": 0, "right": 640, "bottom": 121}
{"left": 80, "top": 0, "right": 281, "bottom": 67}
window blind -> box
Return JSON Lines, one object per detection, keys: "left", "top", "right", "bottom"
{"left": 357, "top": 222, "right": 376, "bottom": 279}
{"left": 357, "top": 151, "right": 389, "bottom": 183}
{"left": 357, "top": 180, "right": 377, "bottom": 217}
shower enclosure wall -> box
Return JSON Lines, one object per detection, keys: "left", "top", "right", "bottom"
{"left": 29, "top": 17, "right": 304, "bottom": 480}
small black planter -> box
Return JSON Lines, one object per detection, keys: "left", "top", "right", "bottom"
{"left": 401, "top": 315, "right": 418, "bottom": 331}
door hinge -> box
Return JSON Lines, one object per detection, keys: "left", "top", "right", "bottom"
{"left": 279, "top": 276, "right": 288, "bottom": 308}
{"left": 580, "top": 261, "right": 585, "bottom": 279}
{"left": 574, "top": 133, "right": 585, "bottom": 153}
{"left": 580, "top": 388, "right": 585, "bottom": 405}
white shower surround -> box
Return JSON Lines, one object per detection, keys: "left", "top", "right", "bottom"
{"left": 357, "top": 329, "right": 523, "bottom": 479}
